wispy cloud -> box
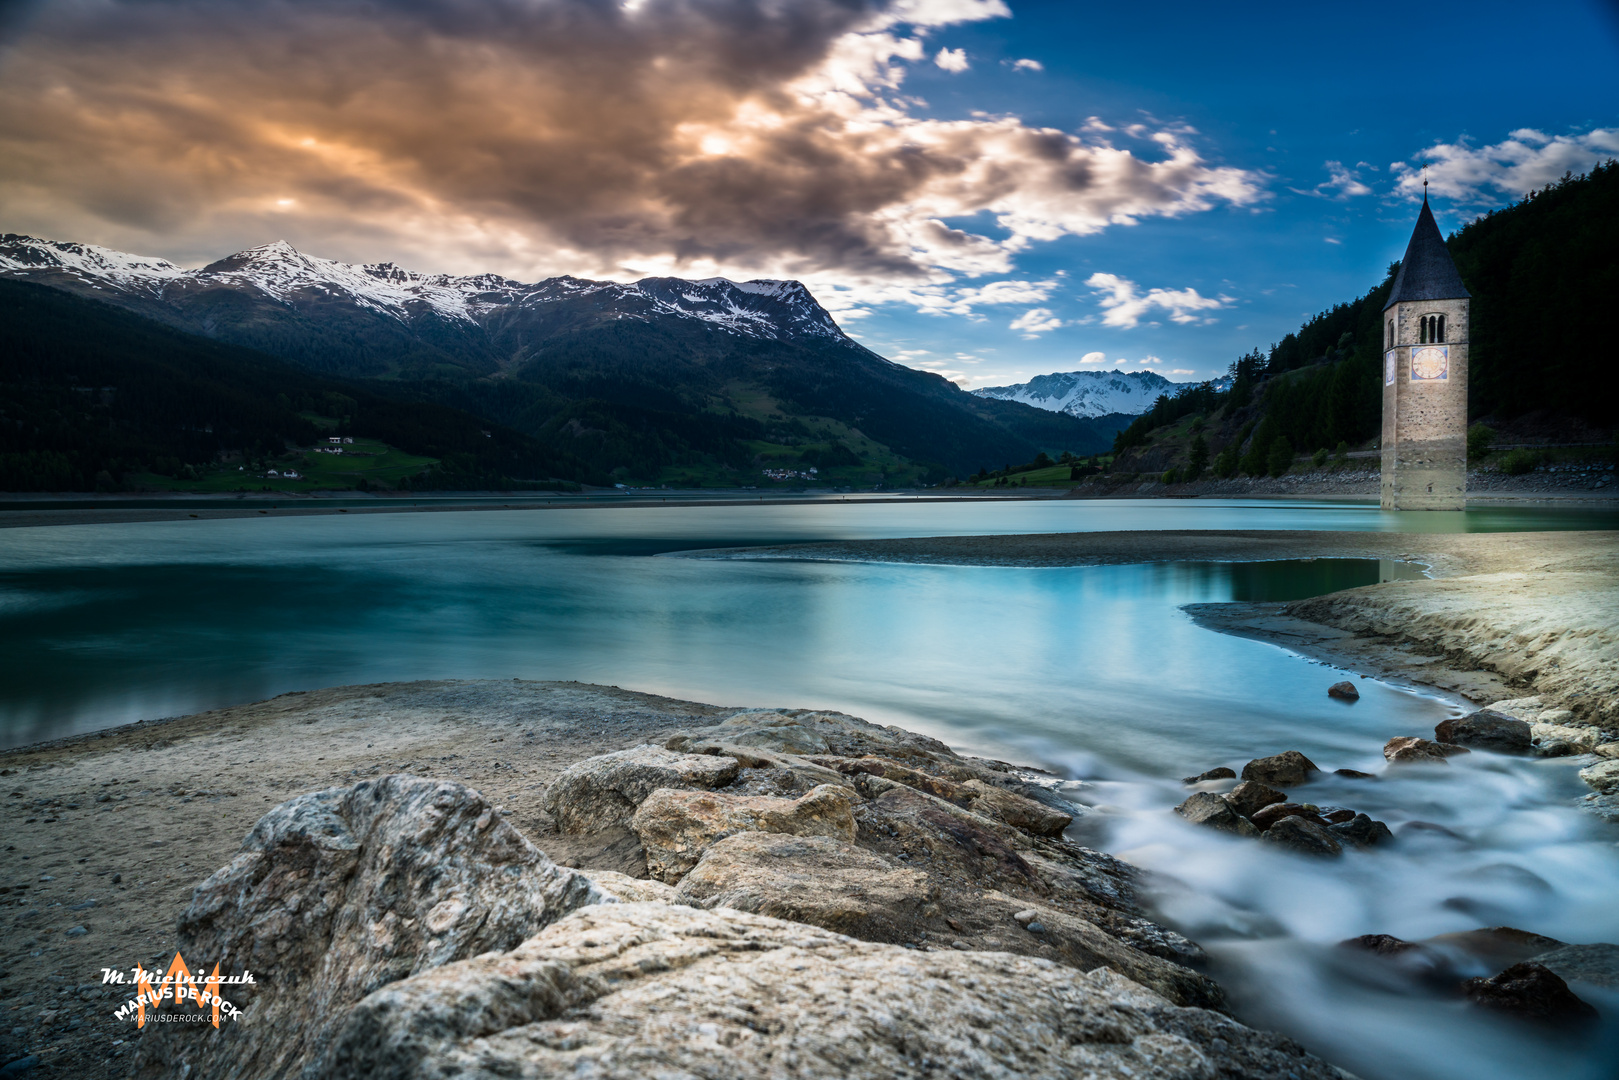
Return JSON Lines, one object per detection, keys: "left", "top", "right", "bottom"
{"left": 0, "top": 0, "right": 1265, "bottom": 295}
{"left": 1084, "top": 272, "right": 1228, "bottom": 328}
{"left": 1395, "top": 126, "right": 1619, "bottom": 205}
{"left": 1292, "top": 160, "right": 1372, "bottom": 200}
{"left": 1010, "top": 58, "right": 1043, "bottom": 71}
{"left": 1009, "top": 307, "right": 1063, "bottom": 338}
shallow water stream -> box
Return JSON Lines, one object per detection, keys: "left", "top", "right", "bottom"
{"left": 2, "top": 498, "right": 1615, "bottom": 1077}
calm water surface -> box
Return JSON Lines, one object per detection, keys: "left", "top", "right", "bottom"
{"left": 2, "top": 498, "right": 1615, "bottom": 1079}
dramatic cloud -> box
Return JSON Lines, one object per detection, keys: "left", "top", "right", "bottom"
{"left": 1084, "top": 272, "right": 1227, "bottom": 328}
{"left": 1395, "top": 127, "right": 1619, "bottom": 205}
{"left": 1008, "top": 306, "right": 1062, "bottom": 337}
{"left": 0, "top": 0, "right": 1263, "bottom": 298}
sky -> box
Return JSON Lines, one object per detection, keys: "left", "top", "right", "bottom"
{"left": 0, "top": 0, "right": 1615, "bottom": 388}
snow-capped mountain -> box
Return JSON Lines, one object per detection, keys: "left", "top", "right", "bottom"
{"left": 971, "top": 369, "right": 1191, "bottom": 418}
{"left": 0, "top": 234, "right": 847, "bottom": 347}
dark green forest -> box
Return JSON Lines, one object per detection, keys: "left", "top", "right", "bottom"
{"left": 0, "top": 280, "right": 583, "bottom": 491}
{"left": 1113, "top": 161, "right": 1617, "bottom": 461}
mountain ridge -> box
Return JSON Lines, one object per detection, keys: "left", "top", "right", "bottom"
{"left": 1, "top": 233, "right": 1126, "bottom": 480}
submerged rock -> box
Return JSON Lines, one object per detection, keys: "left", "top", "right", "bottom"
{"left": 543, "top": 745, "right": 739, "bottom": 833}
{"left": 1241, "top": 751, "right": 1320, "bottom": 787}
{"left": 1175, "top": 791, "right": 1259, "bottom": 837}
{"left": 1383, "top": 736, "right": 1470, "bottom": 764}
{"left": 1334, "top": 768, "right": 1377, "bottom": 779}
{"left": 1327, "top": 813, "right": 1394, "bottom": 848}
{"left": 321, "top": 903, "right": 1344, "bottom": 1079}
{"left": 632, "top": 783, "right": 857, "bottom": 882}
{"left": 1182, "top": 766, "right": 1237, "bottom": 784}
{"left": 1434, "top": 710, "right": 1532, "bottom": 753}
{"left": 130, "top": 775, "right": 608, "bottom": 1080}
{"left": 1527, "top": 943, "right": 1619, "bottom": 991}
{"left": 1340, "top": 934, "right": 1422, "bottom": 956}
{"left": 1463, "top": 962, "right": 1599, "bottom": 1029}
{"left": 1327, "top": 681, "right": 1360, "bottom": 700}
{"left": 1258, "top": 816, "right": 1343, "bottom": 857}
{"left": 1223, "top": 780, "right": 1287, "bottom": 820}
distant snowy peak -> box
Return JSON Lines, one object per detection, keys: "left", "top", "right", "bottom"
{"left": 971, "top": 369, "right": 1186, "bottom": 418}
{"left": 0, "top": 234, "right": 848, "bottom": 343}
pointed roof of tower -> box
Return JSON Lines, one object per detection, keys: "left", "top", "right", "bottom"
{"left": 1383, "top": 197, "right": 1470, "bottom": 311}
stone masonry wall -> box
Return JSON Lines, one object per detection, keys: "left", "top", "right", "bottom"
{"left": 1381, "top": 297, "right": 1469, "bottom": 510}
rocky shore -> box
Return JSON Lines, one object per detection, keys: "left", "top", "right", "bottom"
{"left": 0, "top": 681, "right": 1359, "bottom": 1079}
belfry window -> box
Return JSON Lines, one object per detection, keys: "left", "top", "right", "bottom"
{"left": 1419, "top": 314, "right": 1447, "bottom": 344}
{"left": 1387, "top": 319, "right": 1394, "bottom": 348}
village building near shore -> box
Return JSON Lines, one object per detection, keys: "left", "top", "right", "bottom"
{"left": 1380, "top": 190, "right": 1471, "bottom": 510}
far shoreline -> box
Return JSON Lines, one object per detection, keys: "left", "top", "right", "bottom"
{"left": 1, "top": 486, "right": 1615, "bottom": 529}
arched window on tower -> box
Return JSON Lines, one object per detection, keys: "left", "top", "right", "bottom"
{"left": 1387, "top": 319, "right": 1394, "bottom": 348}
{"left": 1437, "top": 314, "right": 1446, "bottom": 343}
{"left": 1419, "top": 316, "right": 1428, "bottom": 344}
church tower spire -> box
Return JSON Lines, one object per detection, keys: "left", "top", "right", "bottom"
{"left": 1380, "top": 196, "right": 1471, "bottom": 510}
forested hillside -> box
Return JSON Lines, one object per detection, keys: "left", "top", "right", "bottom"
{"left": 0, "top": 280, "right": 583, "bottom": 491}
{"left": 1110, "top": 161, "right": 1616, "bottom": 475}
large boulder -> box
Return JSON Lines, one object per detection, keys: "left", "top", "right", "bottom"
{"left": 672, "top": 832, "right": 937, "bottom": 943}
{"left": 631, "top": 783, "right": 857, "bottom": 882}
{"left": 1527, "top": 943, "right": 1619, "bottom": 991}
{"left": 1434, "top": 710, "right": 1533, "bottom": 753}
{"left": 1463, "top": 962, "right": 1599, "bottom": 1029}
{"left": 1174, "top": 791, "right": 1259, "bottom": 837}
{"left": 321, "top": 903, "right": 1347, "bottom": 1080}
{"left": 131, "top": 775, "right": 608, "bottom": 1080}
{"left": 543, "top": 744, "right": 740, "bottom": 833}
{"left": 1224, "top": 780, "right": 1287, "bottom": 819}
{"left": 1383, "top": 736, "right": 1469, "bottom": 764}
{"left": 1259, "top": 816, "right": 1343, "bottom": 858}
{"left": 1240, "top": 751, "right": 1320, "bottom": 787}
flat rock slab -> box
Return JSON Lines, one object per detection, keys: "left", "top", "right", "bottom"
{"left": 1528, "top": 943, "right": 1619, "bottom": 990}
{"left": 323, "top": 903, "right": 1346, "bottom": 1080}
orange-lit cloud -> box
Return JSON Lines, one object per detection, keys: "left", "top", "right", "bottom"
{"left": 0, "top": 0, "right": 1264, "bottom": 304}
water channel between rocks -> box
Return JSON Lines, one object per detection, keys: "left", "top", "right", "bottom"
{"left": 1, "top": 498, "right": 1615, "bottom": 1079}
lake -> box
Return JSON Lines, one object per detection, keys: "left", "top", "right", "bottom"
{"left": 2, "top": 497, "right": 1616, "bottom": 1079}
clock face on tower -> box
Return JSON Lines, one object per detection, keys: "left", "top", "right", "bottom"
{"left": 1410, "top": 345, "right": 1449, "bottom": 381}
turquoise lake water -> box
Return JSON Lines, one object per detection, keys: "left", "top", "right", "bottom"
{"left": 1, "top": 497, "right": 1615, "bottom": 1079}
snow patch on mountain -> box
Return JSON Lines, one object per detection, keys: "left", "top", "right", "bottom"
{"left": 971, "top": 369, "right": 1189, "bottom": 418}
{"left": 0, "top": 234, "right": 848, "bottom": 344}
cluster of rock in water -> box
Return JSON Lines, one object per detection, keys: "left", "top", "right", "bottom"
{"left": 1175, "top": 694, "right": 1619, "bottom": 1029}
{"left": 128, "top": 708, "right": 1368, "bottom": 1080}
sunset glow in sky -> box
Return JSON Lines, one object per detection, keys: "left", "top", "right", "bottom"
{"left": 1, "top": 0, "right": 1615, "bottom": 386}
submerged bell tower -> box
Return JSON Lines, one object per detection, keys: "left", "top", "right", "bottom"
{"left": 1380, "top": 189, "right": 1471, "bottom": 510}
